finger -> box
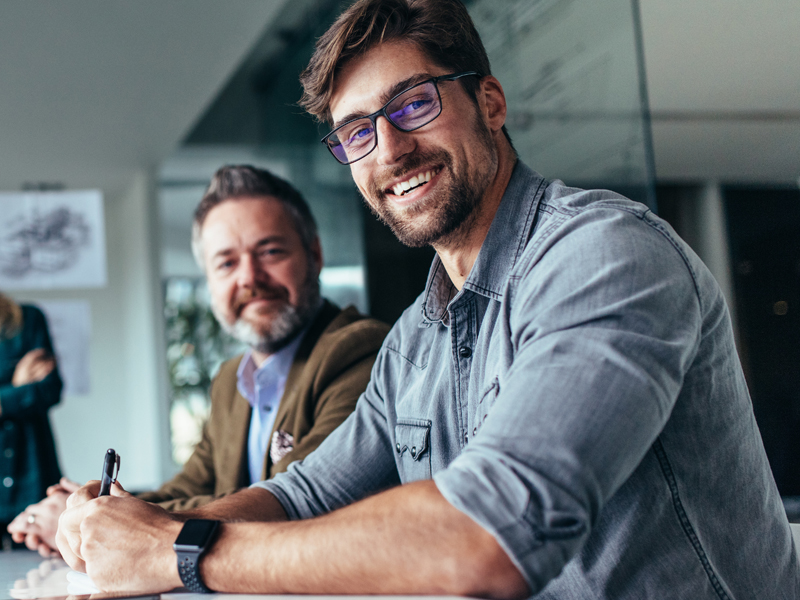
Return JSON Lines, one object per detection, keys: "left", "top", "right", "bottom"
{"left": 29, "top": 362, "right": 51, "bottom": 382}
{"left": 67, "top": 481, "right": 101, "bottom": 508}
{"left": 61, "top": 477, "right": 82, "bottom": 493}
{"left": 38, "top": 543, "right": 56, "bottom": 558}
{"left": 11, "top": 530, "right": 26, "bottom": 543}
{"left": 25, "top": 533, "right": 42, "bottom": 552}
{"left": 26, "top": 348, "right": 47, "bottom": 360}
{"left": 36, "top": 359, "right": 55, "bottom": 375}
{"left": 46, "top": 483, "right": 66, "bottom": 496}
{"left": 56, "top": 513, "right": 85, "bottom": 572}
{"left": 109, "top": 481, "right": 129, "bottom": 497}
{"left": 7, "top": 513, "right": 26, "bottom": 533}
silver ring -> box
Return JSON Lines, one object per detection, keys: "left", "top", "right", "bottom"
{"left": 26, "top": 514, "right": 35, "bottom": 525}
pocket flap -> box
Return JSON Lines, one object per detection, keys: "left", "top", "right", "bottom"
{"left": 395, "top": 419, "right": 430, "bottom": 461}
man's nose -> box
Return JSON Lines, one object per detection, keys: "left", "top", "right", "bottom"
{"left": 236, "top": 254, "right": 266, "bottom": 288}
{"left": 374, "top": 116, "right": 415, "bottom": 166}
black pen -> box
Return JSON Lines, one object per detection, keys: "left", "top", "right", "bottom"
{"left": 98, "top": 448, "right": 120, "bottom": 496}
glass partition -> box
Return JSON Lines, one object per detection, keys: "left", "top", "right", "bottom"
{"left": 157, "top": 0, "right": 655, "bottom": 464}
{"left": 466, "top": 0, "right": 655, "bottom": 207}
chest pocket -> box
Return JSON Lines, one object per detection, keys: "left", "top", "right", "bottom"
{"left": 394, "top": 419, "right": 431, "bottom": 482}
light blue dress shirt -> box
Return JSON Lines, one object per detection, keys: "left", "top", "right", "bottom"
{"left": 237, "top": 332, "right": 305, "bottom": 485}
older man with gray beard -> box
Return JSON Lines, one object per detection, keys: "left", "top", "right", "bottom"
{"left": 8, "top": 164, "right": 388, "bottom": 555}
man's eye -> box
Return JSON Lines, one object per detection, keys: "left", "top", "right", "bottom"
{"left": 259, "top": 248, "right": 285, "bottom": 258}
{"left": 406, "top": 99, "right": 429, "bottom": 112}
{"left": 345, "top": 125, "right": 374, "bottom": 145}
{"left": 390, "top": 97, "right": 432, "bottom": 121}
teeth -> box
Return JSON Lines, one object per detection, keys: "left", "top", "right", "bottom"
{"left": 391, "top": 169, "right": 438, "bottom": 196}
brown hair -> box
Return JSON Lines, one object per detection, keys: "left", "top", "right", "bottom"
{"left": 191, "top": 165, "right": 318, "bottom": 267}
{"left": 299, "top": 0, "right": 493, "bottom": 124}
{"left": 0, "top": 293, "right": 22, "bottom": 339}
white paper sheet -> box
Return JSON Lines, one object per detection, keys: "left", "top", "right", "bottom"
{"left": 37, "top": 299, "right": 92, "bottom": 395}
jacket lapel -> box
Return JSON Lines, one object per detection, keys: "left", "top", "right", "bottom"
{"left": 261, "top": 300, "right": 340, "bottom": 479}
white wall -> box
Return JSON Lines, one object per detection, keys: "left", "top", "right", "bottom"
{"left": 11, "top": 171, "right": 171, "bottom": 489}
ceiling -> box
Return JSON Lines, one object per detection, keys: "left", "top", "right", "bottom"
{"left": 640, "top": 0, "right": 800, "bottom": 184}
{"left": 0, "top": 0, "right": 288, "bottom": 197}
{"left": 0, "top": 0, "right": 797, "bottom": 196}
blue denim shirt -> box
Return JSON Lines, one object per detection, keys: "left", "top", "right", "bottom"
{"left": 257, "top": 162, "right": 800, "bottom": 598}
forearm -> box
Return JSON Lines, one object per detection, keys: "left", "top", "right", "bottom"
{"left": 199, "top": 481, "right": 528, "bottom": 599}
{"left": 0, "top": 371, "right": 61, "bottom": 418}
{"left": 179, "top": 486, "right": 288, "bottom": 522}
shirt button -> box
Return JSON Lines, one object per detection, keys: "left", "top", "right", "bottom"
{"left": 3, "top": 422, "right": 12, "bottom": 431}
{"left": 410, "top": 446, "right": 417, "bottom": 458}
{"left": 4, "top": 448, "right": 13, "bottom": 458}
{"left": 396, "top": 443, "right": 401, "bottom": 453}
{"left": 472, "top": 427, "right": 477, "bottom": 436}
{"left": 464, "top": 433, "right": 469, "bottom": 443}
{"left": 3, "top": 477, "right": 13, "bottom": 488}
{"left": 459, "top": 346, "right": 472, "bottom": 358}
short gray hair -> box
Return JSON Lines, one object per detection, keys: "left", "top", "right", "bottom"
{"left": 191, "top": 165, "right": 318, "bottom": 268}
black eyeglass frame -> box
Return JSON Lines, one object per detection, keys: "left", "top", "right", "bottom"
{"left": 320, "top": 71, "right": 481, "bottom": 165}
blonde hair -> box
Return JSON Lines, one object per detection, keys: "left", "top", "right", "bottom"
{"left": 0, "top": 293, "right": 22, "bottom": 339}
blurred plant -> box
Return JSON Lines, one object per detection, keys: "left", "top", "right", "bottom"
{"left": 163, "top": 278, "right": 245, "bottom": 464}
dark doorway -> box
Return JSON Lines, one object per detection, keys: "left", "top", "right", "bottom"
{"left": 725, "top": 186, "right": 800, "bottom": 496}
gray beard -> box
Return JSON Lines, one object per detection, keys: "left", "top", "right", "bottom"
{"left": 212, "top": 278, "right": 321, "bottom": 355}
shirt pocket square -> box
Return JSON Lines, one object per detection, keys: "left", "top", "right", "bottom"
{"left": 270, "top": 429, "right": 294, "bottom": 464}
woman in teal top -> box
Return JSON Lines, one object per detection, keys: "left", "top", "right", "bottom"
{"left": 0, "top": 293, "right": 62, "bottom": 530}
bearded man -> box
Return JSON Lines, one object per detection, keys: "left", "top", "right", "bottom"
{"left": 9, "top": 164, "right": 388, "bottom": 554}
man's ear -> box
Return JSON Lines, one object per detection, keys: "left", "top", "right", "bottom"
{"left": 310, "top": 236, "right": 323, "bottom": 274}
{"left": 479, "top": 76, "right": 508, "bottom": 133}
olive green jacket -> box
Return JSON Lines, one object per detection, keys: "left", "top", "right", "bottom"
{"left": 137, "top": 301, "right": 388, "bottom": 511}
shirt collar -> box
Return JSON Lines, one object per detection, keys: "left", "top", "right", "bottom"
{"left": 420, "top": 161, "right": 547, "bottom": 323}
{"left": 236, "top": 324, "right": 308, "bottom": 408}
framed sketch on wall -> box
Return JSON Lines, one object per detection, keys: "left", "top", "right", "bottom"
{"left": 0, "top": 190, "right": 107, "bottom": 290}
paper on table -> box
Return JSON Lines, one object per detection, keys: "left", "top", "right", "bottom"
{"left": 66, "top": 570, "right": 101, "bottom": 595}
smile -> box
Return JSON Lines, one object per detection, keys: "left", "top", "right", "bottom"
{"left": 391, "top": 169, "right": 439, "bottom": 197}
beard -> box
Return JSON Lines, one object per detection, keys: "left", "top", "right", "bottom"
{"left": 364, "top": 116, "right": 497, "bottom": 248}
{"left": 212, "top": 268, "right": 321, "bottom": 355}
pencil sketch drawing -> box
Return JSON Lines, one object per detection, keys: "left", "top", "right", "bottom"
{"left": 0, "top": 206, "right": 92, "bottom": 278}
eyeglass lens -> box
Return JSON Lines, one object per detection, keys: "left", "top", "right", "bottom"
{"left": 327, "top": 80, "right": 442, "bottom": 164}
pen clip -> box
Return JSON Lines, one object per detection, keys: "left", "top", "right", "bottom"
{"left": 112, "top": 453, "right": 121, "bottom": 484}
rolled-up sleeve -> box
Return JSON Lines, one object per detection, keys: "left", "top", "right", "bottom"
{"left": 434, "top": 207, "right": 702, "bottom": 591}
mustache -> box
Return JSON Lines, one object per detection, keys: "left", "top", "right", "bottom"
{"left": 232, "top": 285, "right": 288, "bottom": 314}
{"left": 369, "top": 149, "right": 452, "bottom": 199}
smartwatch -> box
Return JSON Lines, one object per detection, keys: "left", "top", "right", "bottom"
{"left": 173, "top": 519, "right": 221, "bottom": 593}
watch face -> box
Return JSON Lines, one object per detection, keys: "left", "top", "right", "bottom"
{"left": 174, "top": 519, "right": 219, "bottom": 548}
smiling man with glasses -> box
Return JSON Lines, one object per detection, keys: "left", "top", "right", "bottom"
{"left": 57, "top": 1, "right": 799, "bottom": 598}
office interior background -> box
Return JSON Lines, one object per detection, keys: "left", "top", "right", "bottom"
{"left": 1, "top": 0, "right": 798, "bottom": 512}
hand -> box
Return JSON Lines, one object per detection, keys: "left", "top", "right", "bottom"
{"left": 56, "top": 480, "right": 183, "bottom": 593}
{"left": 7, "top": 490, "right": 71, "bottom": 556}
{"left": 12, "top": 348, "right": 55, "bottom": 386}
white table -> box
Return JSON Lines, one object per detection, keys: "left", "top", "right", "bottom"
{"left": 3, "top": 531, "right": 800, "bottom": 599}
{"left": 0, "top": 550, "right": 463, "bottom": 600}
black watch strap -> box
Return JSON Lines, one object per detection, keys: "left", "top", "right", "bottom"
{"left": 173, "top": 519, "right": 220, "bottom": 593}
{"left": 176, "top": 551, "right": 213, "bottom": 593}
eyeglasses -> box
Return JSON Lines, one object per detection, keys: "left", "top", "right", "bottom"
{"left": 321, "top": 71, "right": 480, "bottom": 165}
